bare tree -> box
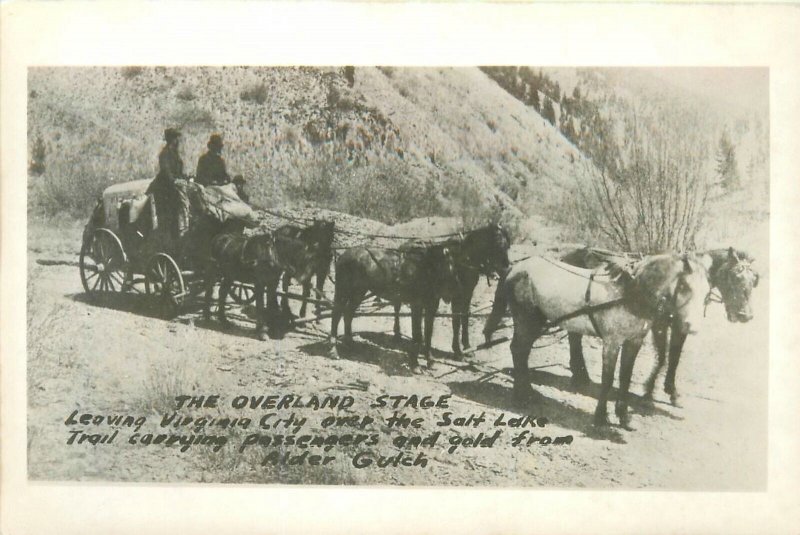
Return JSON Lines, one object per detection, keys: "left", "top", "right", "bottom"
{"left": 572, "top": 105, "right": 712, "bottom": 253}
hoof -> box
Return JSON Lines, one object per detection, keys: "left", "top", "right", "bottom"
{"left": 593, "top": 414, "right": 610, "bottom": 427}
{"left": 411, "top": 365, "right": 425, "bottom": 375}
{"left": 256, "top": 330, "right": 268, "bottom": 341}
{"left": 594, "top": 406, "right": 610, "bottom": 427}
{"left": 619, "top": 419, "right": 634, "bottom": 431}
{"left": 669, "top": 393, "right": 681, "bottom": 408}
{"left": 328, "top": 347, "right": 340, "bottom": 360}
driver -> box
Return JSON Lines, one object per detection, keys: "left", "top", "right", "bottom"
{"left": 147, "top": 127, "right": 189, "bottom": 239}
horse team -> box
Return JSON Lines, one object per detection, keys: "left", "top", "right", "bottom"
{"left": 200, "top": 217, "right": 759, "bottom": 429}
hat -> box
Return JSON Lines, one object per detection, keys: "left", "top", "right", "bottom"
{"left": 164, "top": 128, "right": 181, "bottom": 142}
{"left": 207, "top": 134, "right": 224, "bottom": 150}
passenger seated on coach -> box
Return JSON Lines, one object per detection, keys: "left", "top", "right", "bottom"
{"left": 196, "top": 134, "right": 231, "bottom": 187}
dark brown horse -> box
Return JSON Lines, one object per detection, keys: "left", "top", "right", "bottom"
{"left": 330, "top": 242, "right": 456, "bottom": 370}
{"left": 275, "top": 219, "right": 335, "bottom": 318}
{"left": 483, "top": 253, "right": 711, "bottom": 428}
{"left": 391, "top": 223, "right": 512, "bottom": 356}
{"left": 560, "top": 246, "right": 758, "bottom": 406}
{"left": 203, "top": 231, "right": 321, "bottom": 340}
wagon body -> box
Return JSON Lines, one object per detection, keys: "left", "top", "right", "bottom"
{"left": 79, "top": 179, "right": 255, "bottom": 316}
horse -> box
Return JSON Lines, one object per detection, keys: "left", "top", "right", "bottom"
{"left": 560, "top": 246, "right": 758, "bottom": 406}
{"left": 275, "top": 219, "right": 335, "bottom": 318}
{"left": 391, "top": 223, "right": 512, "bottom": 356}
{"left": 483, "top": 253, "right": 711, "bottom": 428}
{"left": 330, "top": 242, "right": 457, "bottom": 370}
{"left": 203, "top": 231, "right": 321, "bottom": 340}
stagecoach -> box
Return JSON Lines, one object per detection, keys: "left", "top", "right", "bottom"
{"left": 79, "top": 178, "right": 256, "bottom": 315}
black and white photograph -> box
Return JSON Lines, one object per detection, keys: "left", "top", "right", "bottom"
{"left": 3, "top": 3, "right": 799, "bottom": 534}
{"left": 24, "top": 64, "right": 769, "bottom": 487}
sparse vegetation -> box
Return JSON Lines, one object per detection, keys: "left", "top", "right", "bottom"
{"left": 170, "top": 104, "right": 216, "bottom": 130}
{"left": 26, "top": 66, "right": 766, "bottom": 250}
{"left": 176, "top": 86, "right": 197, "bottom": 101}
{"left": 29, "top": 134, "right": 46, "bottom": 175}
{"left": 240, "top": 82, "right": 269, "bottom": 104}
{"left": 121, "top": 66, "right": 144, "bottom": 79}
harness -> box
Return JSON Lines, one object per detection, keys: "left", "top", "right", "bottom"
{"left": 703, "top": 287, "right": 724, "bottom": 317}
{"left": 547, "top": 271, "right": 625, "bottom": 335}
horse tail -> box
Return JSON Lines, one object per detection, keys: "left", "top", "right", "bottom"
{"left": 483, "top": 266, "right": 512, "bottom": 341}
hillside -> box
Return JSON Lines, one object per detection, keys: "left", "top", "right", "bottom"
{"left": 27, "top": 66, "right": 592, "bottom": 237}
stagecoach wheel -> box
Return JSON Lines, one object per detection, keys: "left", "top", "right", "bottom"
{"left": 145, "top": 253, "right": 185, "bottom": 317}
{"left": 79, "top": 228, "right": 128, "bottom": 294}
{"left": 230, "top": 282, "right": 256, "bottom": 305}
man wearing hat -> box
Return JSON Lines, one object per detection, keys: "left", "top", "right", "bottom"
{"left": 147, "top": 128, "right": 188, "bottom": 238}
{"left": 196, "top": 133, "right": 231, "bottom": 187}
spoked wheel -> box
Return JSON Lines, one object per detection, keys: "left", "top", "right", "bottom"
{"left": 230, "top": 282, "right": 257, "bottom": 305}
{"left": 79, "top": 228, "right": 128, "bottom": 294}
{"left": 145, "top": 253, "right": 186, "bottom": 317}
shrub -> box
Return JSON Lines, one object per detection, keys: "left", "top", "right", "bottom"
{"left": 176, "top": 86, "right": 196, "bottom": 101}
{"left": 169, "top": 104, "right": 216, "bottom": 130}
{"left": 240, "top": 83, "right": 268, "bottom": 104}
{"left": 121, "top": 66, "right": 144, "bottom": 80}
{"left": 29, "top": 135, "right": 46, "bottom": 175}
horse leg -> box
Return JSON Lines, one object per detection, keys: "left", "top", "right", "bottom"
{"left": 594, "top": 341, "right": 621, "bottom": 426}
{"left": 329, "top": 284, "right": 344, "bottom": 358}
{"left": 299, "top": 281, "right": 310, "bottom": 318}
{"left": 343, "top": 289, "right": 366, "bottom": 344}
{"left": 664, "top": 324, "right": 688, "bottom": 407}
{"left": 393, "top": 302, "right": 402, "bottom": 341}
{"left": 313, "top": 270, "right": 326, "bottom": 317}
{"left": 483, "top": 274, "right": 508, "bottom": 344}
{"left": 510, "top": 309, "right": 543, "bottom": 403}
{"left": 280, "top": 272, "right": 294, "bottom": 318}
{"left": 254, "top": 281, "right": 267, "bottom": 341}
{"left": 644, "top": 318, "right": 669, "bottom": 399}
{"left": 461, "top": 287, "right": 474, "bottom": 351}
{"left": 568, "top": 333, "right": 591, "bottom": 388}
{"left": 409, "top": 304, "right": 423, "bottom": 371}
{"left": 615, "top": 339, "right": 642, "bottom": 430}
{"left": 451, "top": 297, "right": 462, "bottom": 357}
{"left": 424, "top": 298, "right": 439, "bottom": 368}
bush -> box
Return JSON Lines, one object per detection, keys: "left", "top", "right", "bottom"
{"left": 176, "top": 86, "right": 196, "bottom": 101}
{"left": 169, "top": 104, "right": 216, "bottom": 130}
{"left": 121, "top": 66, "right": 144, "bottom": 80}
{"left": 240, "top": 83, "right": 268, "bottom": 104}
{"left": 29, "top": 135, "right": 46, "bottom": 175}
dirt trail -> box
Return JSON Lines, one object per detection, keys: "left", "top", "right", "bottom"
{"left": 26, "top": 222, "right": 768, "bottom": 488}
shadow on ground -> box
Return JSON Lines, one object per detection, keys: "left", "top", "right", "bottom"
{"left": 297, "top": 336, "right": 417, "bottom": 378}
{"left": 447, "top": 379, "right": 628, "bottom": 444}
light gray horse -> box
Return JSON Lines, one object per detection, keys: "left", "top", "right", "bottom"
{"left": 483, "top": 253, "right": 711, "bottom": 429}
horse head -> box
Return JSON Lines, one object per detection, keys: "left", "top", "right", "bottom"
{"left": 715, "top": 247, "right": 759, "bottom": 323}
{"left": 475, "top": 222, "right": 511, "bottom": 275}
{"left": 627, "top": 252, "right": 712, "bottom": 334}
{"left": 309, "top": 219, "right": 335, "bottom": 250}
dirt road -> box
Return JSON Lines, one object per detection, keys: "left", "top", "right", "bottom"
{"left": 26, "top": 222, "right": 768, "bottom": 488}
